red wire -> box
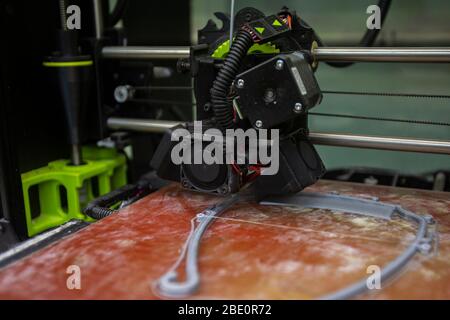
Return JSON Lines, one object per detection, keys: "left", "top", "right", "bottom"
{"left": 231, "top": 163, "right": 241, "bottom": 174}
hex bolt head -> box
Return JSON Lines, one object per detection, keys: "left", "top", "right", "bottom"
{"left": 275, "top": 59, "right": 284, "bottom": 71}
{"left": 294, "top": 103, "right": 303, "bottom": 113}
{"left": 236, "top": 79, "right": 245, "bottom": 89}
{"left": 255, "top": 120, "right": 263, "bottom": 128}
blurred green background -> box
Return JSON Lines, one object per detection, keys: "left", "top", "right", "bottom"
{"left": 190, "top": 0, "right": 450, "bottom": 174}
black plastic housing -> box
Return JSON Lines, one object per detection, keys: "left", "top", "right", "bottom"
{"left": 235, "top": 52, "right": 322, "bottom": 129}
{"left": 151, "top": 123, "right": 242, "bottom": 195}
{"left": 245, "top": 15, "right": 290, "bottom": 42}
{"left": 150, "top": 125, "right": 184, "bottom": 183}
{"left": 255, "top": 136, "right": 325, "bottom": 196}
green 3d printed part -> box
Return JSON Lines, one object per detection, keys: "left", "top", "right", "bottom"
{"left": 211, "top": 39, "right": 279, "bottom": 59}
{"left": 21, "top": 146, "right": 127, "bottom": 237}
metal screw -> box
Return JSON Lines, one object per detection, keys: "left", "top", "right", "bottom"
{"left": 275, "top": 59, "right": 284, "bottom": 70}
{"left": 294, "top": 103, "right": 303, "bottom": 113}
{"left": 255, "top": 120, "right": 263, "bottom": 128}
{"left": 236, "top": 79, "right": 245, "bottom": 89}
{"left": 114, "top": 85, "right": 134, "bottom": 103}
{"left": 177, "top": 58, "right": 191, "bottom": 73}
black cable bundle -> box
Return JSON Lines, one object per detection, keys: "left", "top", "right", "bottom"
{"left": 86, "top": 206, "right": 116, "bottom": 220}
{"left": 84, "top": 184, "right": 137, "bottom": 220}
{"left": 210, "top": 29, "right": 254, "bottom": 129}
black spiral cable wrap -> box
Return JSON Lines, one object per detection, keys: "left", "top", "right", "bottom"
{"left": 84, "top": 184, "right": 137, "bottom": 220}
{"left": 87, "top": 207, "right": 116, "bottom": 220}
{"left": 210, "top": 29, "right": 254, "bottom": 129}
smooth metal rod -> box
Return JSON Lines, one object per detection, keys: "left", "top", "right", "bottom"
{"left": 314, "top": 47, "right": 450, "bottom": 62}
{"left": 101, "top": 46, "right": 450, "bottom": 62}
{"left": 102, "top": 46, "right": 190, "bottom": 59}
{"left": 70, "top": 144, "right": 83, "bottom": 166}
{"left": 93, "top": 0, "right": 104, "bottom": 40}
{"left": 106, "top": 117, "right": 450, "bottom": 155}
{"left": 107, "top": 117, "right": 179, "bottom": 133}
{"left": 309, "top": 132, "right": 450, "bottom": 155}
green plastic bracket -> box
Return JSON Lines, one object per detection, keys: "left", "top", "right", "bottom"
{"left": 21, "top": 146, "right": 127, "bottom": 237}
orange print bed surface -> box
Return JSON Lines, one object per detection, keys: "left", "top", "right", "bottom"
{"left": 0, "top": 181, "right": 449, "bottom": 299}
